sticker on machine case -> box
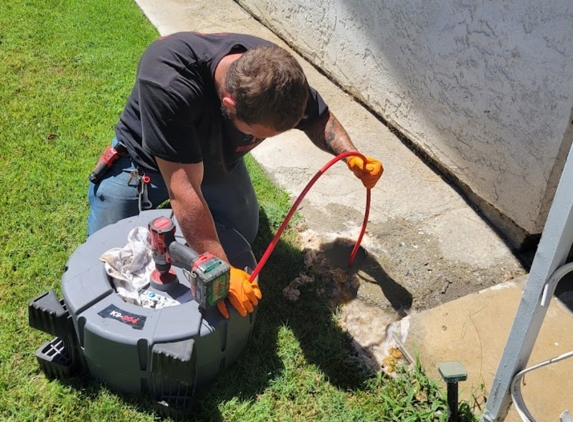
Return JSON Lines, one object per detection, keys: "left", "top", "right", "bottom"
{"left": 139, "top": 290, "right": 181, "bottom": 309}
{"left": 98, "top": 304, "right": 146, "bottom": 330}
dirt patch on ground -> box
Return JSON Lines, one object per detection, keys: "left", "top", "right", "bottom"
{"left": 293, "top": 209, "right": 527, "bottom": 313}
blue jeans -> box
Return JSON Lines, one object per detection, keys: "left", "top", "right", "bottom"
{"left": 87, "top": 145, "right": 260, "bottom": 245}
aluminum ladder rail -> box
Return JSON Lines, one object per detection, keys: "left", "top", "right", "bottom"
{"left": 481, "top": 143, "right": 573, "bottom": 422}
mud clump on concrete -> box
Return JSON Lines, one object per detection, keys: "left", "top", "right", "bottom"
{"left": 283, "top": 273, "right": 314, "bottom": 301}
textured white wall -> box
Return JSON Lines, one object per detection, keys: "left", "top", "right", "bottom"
{"left": 236, "top": 0, "right": 573, "bottom": 244}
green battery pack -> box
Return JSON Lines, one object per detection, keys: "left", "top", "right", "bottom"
{"left": 188, "top": 255, "right": 230, "bottom": 308}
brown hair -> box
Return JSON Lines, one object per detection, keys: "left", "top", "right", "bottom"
{"left": 225, "top": 45, "right": 309, "bottom": 132}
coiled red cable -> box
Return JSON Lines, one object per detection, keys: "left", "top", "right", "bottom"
{"left": 249, "top": 151, "right": 372, "bottom": 282}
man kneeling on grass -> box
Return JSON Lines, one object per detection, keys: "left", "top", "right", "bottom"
{"left": 87, "top": 32, "right": 383, "bottom": 318}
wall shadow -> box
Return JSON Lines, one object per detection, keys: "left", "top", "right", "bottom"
{"left": 255, "top": 0, "right": 546, "bottom": 263}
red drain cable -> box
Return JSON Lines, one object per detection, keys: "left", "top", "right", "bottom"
{"left": 249, "top": 151, "right": 372, "bottom": 282}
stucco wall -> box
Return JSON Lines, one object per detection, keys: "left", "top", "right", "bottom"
{"left": 235, "top": 0, "right": 573, "bottom": 247}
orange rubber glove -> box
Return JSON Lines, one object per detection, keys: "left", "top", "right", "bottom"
{"left": 346, "top": 155, "right": 384, "bottom": 189}
{"left": 217, "top": 267, "right": 262, "bottom": 319}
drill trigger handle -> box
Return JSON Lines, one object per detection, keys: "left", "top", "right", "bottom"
{"left": 168, "top": 242, "right": 200, "bottom": 271}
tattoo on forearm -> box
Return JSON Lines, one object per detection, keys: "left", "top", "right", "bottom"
{"left": 305, "top": 111, "right": 357, "bottom": 155}
{"left": 326, "top": 114, "right": 355, "bottom": 154}
{"left": 324, "top": 118, "right": 337, "bottom": 151}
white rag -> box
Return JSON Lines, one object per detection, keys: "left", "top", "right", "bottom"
{"left": 100, "top": 226, "right": 154, "bottom": 304}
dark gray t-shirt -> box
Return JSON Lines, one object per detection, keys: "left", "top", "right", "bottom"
{"left": 115, "top": 32, "right": 328, "bottom": 180}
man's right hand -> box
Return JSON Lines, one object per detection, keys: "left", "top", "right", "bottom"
{"left": 217, "top": 267, "right": 262, "bottom": 318}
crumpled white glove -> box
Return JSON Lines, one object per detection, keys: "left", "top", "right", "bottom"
{"left": 100, "top": 226, "right": 153, "bottom": 303}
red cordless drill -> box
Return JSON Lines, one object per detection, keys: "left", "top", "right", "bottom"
{"left": 147, "top": 217, "right": 230, "bottom": 309}
{"left": 88, "top": 143, "right": 128, "bottom": 183}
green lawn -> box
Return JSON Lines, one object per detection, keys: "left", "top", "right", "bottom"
{"left": 0, "top": 0, "right": 477, "bottom": 420}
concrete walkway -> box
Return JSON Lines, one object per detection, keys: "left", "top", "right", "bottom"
{"left": 403, "top": 276, "right": 573, "bottom": 421}
{"left": 132, "top": 0, "right": 573, "bottom": 420}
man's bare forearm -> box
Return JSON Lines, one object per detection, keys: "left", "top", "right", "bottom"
{"left": 170, "top": 195, "right": 229, "bottom": 263}
{"left": 156, "top": 158, "right": 229, "bottom": 263}
{"left": 303, "top": 110, "right": 358, "bottom": 155}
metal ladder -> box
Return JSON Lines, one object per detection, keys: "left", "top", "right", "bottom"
{"left": 481, "top": 143, "right": 573, "bottom": 422}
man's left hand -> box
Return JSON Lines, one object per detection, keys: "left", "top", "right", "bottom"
{"left": 347, "top": 155, "right": 384, "bottom": 189}
{"left": 217, "top": 267, "right": 262, "bottom": 318}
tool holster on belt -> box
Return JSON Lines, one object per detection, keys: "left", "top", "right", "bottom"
{"left": 88, "top": 142, "right": 128, "bottom": 183}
